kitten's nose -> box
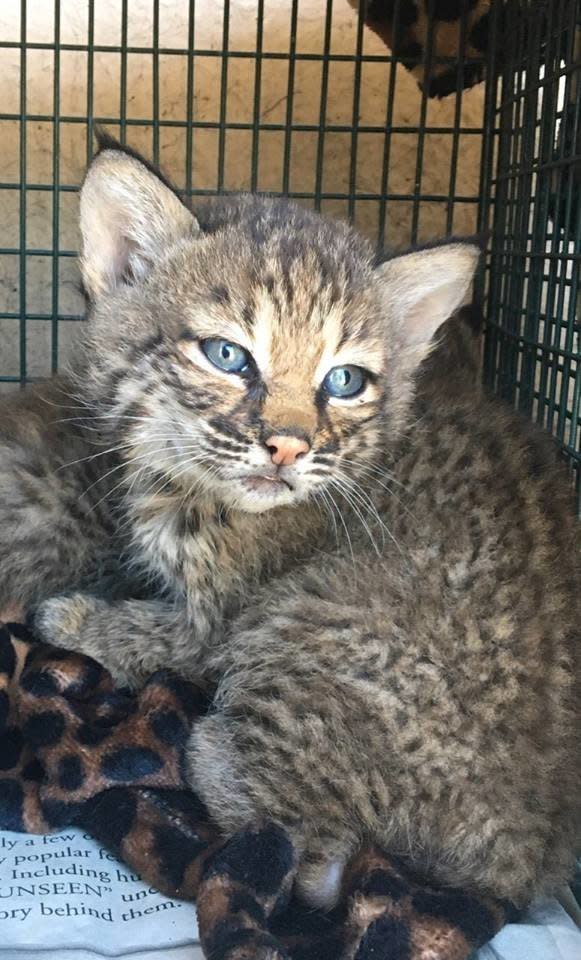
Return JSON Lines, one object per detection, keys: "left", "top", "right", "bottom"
{"left": 265, "top": 435, "right": 310, "bottom": 467}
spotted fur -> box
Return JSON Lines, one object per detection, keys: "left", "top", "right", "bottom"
{"left": 0, "top": 143, "right": 579, "bottom": 918}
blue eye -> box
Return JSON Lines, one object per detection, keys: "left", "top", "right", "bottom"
{"left": 201, "top": 338, "right": 252, "bottom": 375}
{"left": 323, "top": 365, "right": 367, "bottom": 399}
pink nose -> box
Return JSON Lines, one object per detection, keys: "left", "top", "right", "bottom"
{"left": 265, "top": 435, "right": 310, "bottom": 467}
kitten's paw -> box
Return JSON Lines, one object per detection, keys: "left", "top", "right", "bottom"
{"left": 30, "top": 593, "right": 102, "bottom": 652}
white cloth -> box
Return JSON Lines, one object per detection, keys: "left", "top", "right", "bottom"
{"left": 477, "top": 898, "right": 581, "bottom": 960}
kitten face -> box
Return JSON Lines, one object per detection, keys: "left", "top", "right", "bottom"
{"left": 180, "top": 260, "right": 390, "bottom": 513}
{"left": 77, "top": 142, "right": 479, "bottom": 514}
{"left": 86, "top": 227, "right": 388, "bottom": 513}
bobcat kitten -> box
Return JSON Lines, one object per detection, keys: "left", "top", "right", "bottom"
{"left": 0, "top": 139, "right": 578, "bottom": 909}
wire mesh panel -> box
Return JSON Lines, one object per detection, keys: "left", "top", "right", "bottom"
{"left": 0, "top": 0, "right": 579, "bottom": 508}
{"left": 0, "top": 0, "right": 486, "bottom": 389}
{"left": 480, "top": 0, "right": 581, "bottom": 512}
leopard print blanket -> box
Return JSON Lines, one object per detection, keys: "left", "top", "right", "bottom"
{"left": 0, "top": 622, "right": 516, "bottom": 960}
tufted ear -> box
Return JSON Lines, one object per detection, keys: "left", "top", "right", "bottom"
{"left": 80, "top": 137, "right": 199, "bottom": 299}
{"left": 375, "top": 240, "right": 481, "bottom": 370}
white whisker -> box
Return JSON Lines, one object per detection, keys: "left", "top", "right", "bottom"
{"left": 335, "top": 470, "right": 405, "bottom": 558}
{"left": 338, "top": 458, "right": 417, "bottom": 527}
{"left": 314, "top": 487, "right": 339, "bottom": 545}
{"left": 328, "top": 476, "right": 382, "bottom": 558}
{"left": 324, "top": 484, "right": 356, "bottom": 571}
{"left": 82, "top": 446, "right": 214, "bottom": 513}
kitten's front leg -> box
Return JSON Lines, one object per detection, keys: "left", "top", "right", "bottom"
{"left": 31, "top": 594, "right": 213, "bottom": 689}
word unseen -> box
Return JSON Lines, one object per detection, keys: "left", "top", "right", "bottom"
{"left": 0, "top": 828, "right": 202, "bottom": 958}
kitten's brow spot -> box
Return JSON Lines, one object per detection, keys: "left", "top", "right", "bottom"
{"left": 178, "top": 328, "right": 197, "bottom": 342}
{"left": 209, "top": 285, "right": 230, "bottom": 305}
{"left": 241, "top": 305, "right": 254, "bottom": 330}
{"left": 281, "top": 268, "right": 294, "bottom": 307}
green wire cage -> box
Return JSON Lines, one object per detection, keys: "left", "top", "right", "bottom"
{"left": 0, "top": 0, "right": 579, "bottom": 511}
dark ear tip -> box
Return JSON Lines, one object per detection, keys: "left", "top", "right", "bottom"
{"left": 456, "top": 303, "right": 484, "bottom": 335}
{"left": 469, "top": 231, "right": 489, "bottom": 253}
{"left": 87, "top": 127, "right": 184, "bottom": 203}
{"left": 94, "top": 125, "right": 123, "bottom": 156}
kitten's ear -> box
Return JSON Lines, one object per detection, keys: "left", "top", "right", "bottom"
{"left": 80, "top": 140, "right": 199, "bottom": 298}
{"left": 375, "top": 240, "right": 481, "bottom": 367}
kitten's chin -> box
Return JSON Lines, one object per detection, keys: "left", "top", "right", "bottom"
{"left": 217, "top": 475, "right": 299, "bottom": 513}
{"left": 234, "top": 478, "right": 298, "bottom": 513}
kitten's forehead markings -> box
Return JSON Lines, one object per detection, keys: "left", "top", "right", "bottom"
{"left": 332, "top": 338, "right": 385, "bottom": 375}
{"left": 313, "top": 305, "right": 351, "bottom": 387}
{"left": 249, "top": 289, "right": 274, "bottom": 379}
{"left": 182, "top": 303, "right": 252, "bottom": 351}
